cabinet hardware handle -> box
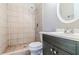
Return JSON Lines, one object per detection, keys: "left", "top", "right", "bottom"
{"left": 53, "top": 50, "right": 57, "bottom": 54}
{"left": 50, "top": 48, "right": 53, "bottom": 51}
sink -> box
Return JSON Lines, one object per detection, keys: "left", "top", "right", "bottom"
{"left": 40, "top": 32, "right": 79, "bottom": 41}
{"left": 50, "top": 32, "right": 79, "bottom": 37}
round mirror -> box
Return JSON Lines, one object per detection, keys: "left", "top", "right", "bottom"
{"left": 57, "top": 3, "right": 79, "bottom": 23}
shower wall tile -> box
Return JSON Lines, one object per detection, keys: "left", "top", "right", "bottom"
{"left": 8, "top": 3, "right": 35, "bottom": 46}
{"left": 0, "top": 4, "right": 8, "bottom": 53}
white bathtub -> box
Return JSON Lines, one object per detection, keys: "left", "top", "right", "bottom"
{"left": 2, "top": 43, "right": 31, "bottom": 55}
{"left": 3, "top": 48, "right": 30, "bottom": 55}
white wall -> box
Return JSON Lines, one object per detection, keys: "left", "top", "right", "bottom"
{"left": 42, "top": 3, "right": 60, "bottom": 32}
{"left": 74, "top": 3, "right": 79, "bottom": 18}
{"left": 42, "top": 3, "right": 79, "bottom": 31}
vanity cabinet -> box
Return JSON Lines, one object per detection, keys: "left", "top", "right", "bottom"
{"left": 43, "top": 41, "right": 70, "bottom": 55}
{"left": 43, "top": 34, "right": 77, "bottom": 55}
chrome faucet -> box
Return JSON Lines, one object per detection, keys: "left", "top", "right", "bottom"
{"left": 64, "top": 27, "right": 74, "bottom": 34}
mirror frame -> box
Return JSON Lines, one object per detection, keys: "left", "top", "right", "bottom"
{"left": 57, "top": 3, "right": 79, "bottom": 23}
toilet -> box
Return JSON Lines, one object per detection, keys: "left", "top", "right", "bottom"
{"left": 29, "top": 42, "right": 42, "bottom": 55}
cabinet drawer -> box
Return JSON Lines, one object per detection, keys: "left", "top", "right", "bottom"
{"left": 43, "top": 34, "right": 76, "bottom": 54}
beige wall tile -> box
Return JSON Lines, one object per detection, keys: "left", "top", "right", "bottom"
{"left": 8, "top": 3, "right": 35, "bottom": 46}
{"left": 0, "top": 4, "right": 8, "bottom": 53}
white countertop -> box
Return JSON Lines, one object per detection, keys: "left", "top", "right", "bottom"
{"left": 40, "top": 32, "right": 79, "bottom": 41}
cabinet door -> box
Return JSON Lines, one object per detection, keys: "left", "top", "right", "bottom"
{"left": 76, "top": 41, "right": 79, "bottom": 55}
{"left": 55, "top": 47, "right": 70, "bottom": 55}
{"left": 43, "top": 41, "right": 58, "bottom": 55}
{"left": 43, "top": 41, "right": 54, "bottom": 55}
{"left": 49, "top": 44, "right": 70, "bottom": 55}
{"left": 43, "top": 34, "right": 76, "bottom": 54}
{"left": 58, "top": 49, "right": 70, "bottom": 55}
{"left": 43, "top": 41, "right": 70, "bottom": 55}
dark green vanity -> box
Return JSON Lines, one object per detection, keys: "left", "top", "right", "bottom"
{"left": 43, "top": 34, "right": 79, "bottom": 55}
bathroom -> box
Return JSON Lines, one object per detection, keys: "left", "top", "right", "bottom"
{"left": 0, "top": 3, "right": 79, "bottom": 55}
{"left": 0, "top": 3, "right": 42, "bottom": 55}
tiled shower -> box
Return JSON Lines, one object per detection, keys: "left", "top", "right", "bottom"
{"left": 7, "top": 4, "right": 35, "bottom": 46}
{"left": 0, "top": 3, "right": 8, "bottom": 54}
{"left": 0, "top": 3, "right": 38, "bottom": 54}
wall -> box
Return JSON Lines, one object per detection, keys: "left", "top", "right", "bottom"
{"left": 7, "top": 3, "right": 35, "bottom": 46}
{"left": 42, "top": 3, "right": 60, "bottom": 32}
{"left": 42, "top": 3, "right": 79, "bottom": 31}
{"left": 0, "top": 4, "right": 8, "bottom": 54}
{"left": 57, "top": 3, "right": 79, "bottom": 29}
{"left": 74, "top": 3, "right": 79, "bottom": 19}
{"left": 35, "top": 3, "right": 42, "bottom": 41}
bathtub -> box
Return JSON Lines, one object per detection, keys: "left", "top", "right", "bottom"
{"left": 3, "top": 48, "right": 30, "bottom": 55}
{"left": 3, "top": 44, "right": 30, "bottom": 55}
